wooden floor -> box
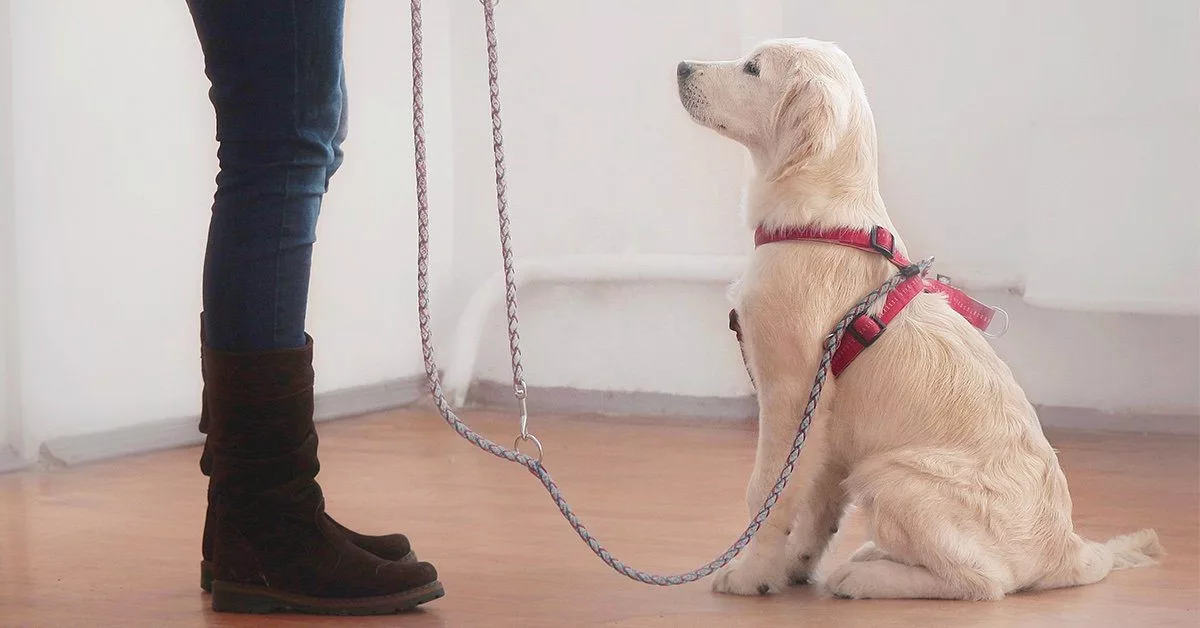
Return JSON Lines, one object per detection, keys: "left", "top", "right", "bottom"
{"left": 1, "top": 407, "right": 1197, "bottom": 627}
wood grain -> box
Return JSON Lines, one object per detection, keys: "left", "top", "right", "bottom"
{"left": 1, "top": 407, "right": 1196, "bottom": 627}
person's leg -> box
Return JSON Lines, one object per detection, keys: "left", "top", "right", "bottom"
{"left": 186, "top": 0, "right": 442, "bottom": 614}
{"left": 194, "top": 0, "right": 340, "bottom": 351}
{"left": 194, "top": 57, "right": 412, "bottom": 593}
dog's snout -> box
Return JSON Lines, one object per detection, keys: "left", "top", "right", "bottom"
{"left": 677, "top": 61, "right": 694, "bottom": 80}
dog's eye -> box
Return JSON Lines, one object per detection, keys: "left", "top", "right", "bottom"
{"left": 743, "top": 59, "right": 760, "bottom": 76}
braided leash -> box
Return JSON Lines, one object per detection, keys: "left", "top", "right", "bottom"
{"left": 410, "top": 0, "right": 929, "bottom": 585}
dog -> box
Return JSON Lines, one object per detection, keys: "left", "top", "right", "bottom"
{"left": 676, "top": 38, "right": 1162, "bottom": 600}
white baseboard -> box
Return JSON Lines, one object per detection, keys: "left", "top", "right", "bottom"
{"left": 31, "top": 376, "right": 429, "bottom": 470}
{"left": 467, "top": 380, "right": 758, "bottom": 424}
{"left": 467, "top": 381, "right": 1200, "bottom": 435}
{"left": 1031, "top": 405, "right": 1199, "bottom": 436}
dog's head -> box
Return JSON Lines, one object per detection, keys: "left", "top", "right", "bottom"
{"left": 677, "top": 38, "right": 868, "bottom": 182}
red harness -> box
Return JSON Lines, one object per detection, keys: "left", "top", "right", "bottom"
{"left": 730, "top": 225, "right": 1002, "bottom": 378}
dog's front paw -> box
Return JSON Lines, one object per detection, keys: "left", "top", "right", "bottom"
{"left": 786, "top": 557, "right": 815, "bottom": 586}
{"left": 784, "top": 546, "right": 820, "bottom": 585}
{"left": 712, "top": 556, "right": 789, "bottom": 596}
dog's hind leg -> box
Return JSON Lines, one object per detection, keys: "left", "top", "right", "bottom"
{"left": 828, "top": 460, "right": 1011, "bottom": 600}
{"left": 824, "top": 558, "right": 1006, "bottom": 601}
{"left": 824, "top": 511, "right": 1008, "bottom": 600}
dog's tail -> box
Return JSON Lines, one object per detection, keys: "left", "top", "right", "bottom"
{"left": 1102, "top": 528, "right": 1164, "bottom": 570}
{"left": 1034, "top": 529, "right": 1163, "bottom": 591}
{"left": 1074, "top": 529, "right": 1164, "bottom": 586}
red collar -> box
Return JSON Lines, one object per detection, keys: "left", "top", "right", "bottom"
{"left": 756, "top": 224, "right": 911, "bottom": 267}
{"left": 735, "top": 224, "right": 1001, "bottom": 377}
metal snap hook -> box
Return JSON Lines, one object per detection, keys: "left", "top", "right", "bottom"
{"left": 518, "top": 395, "right": 530, "bottom": 439}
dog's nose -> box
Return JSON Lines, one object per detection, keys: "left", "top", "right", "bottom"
{"left": 677, "top": 61, "right": 694, "bottom": 80}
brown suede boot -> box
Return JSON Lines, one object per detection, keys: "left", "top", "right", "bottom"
{"left": 204, "top": 337, "right": 443, "bottom": 614}
{"left": 197, "top": 318, "right": 416, "bottom": 593}
{"left": 199, "top": 442, "right": 417, "bottom": 592}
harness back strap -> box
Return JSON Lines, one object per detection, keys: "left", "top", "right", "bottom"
{"left": 731, "top": 225, "right": 999, "bottom": 378}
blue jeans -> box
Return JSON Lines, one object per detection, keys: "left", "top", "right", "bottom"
{"left": 186, "top": 0, "right": 347, "bottom": 351}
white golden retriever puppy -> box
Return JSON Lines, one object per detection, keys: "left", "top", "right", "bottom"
{"left": 676, "top": 38, "right": 1162, "bottom": 600}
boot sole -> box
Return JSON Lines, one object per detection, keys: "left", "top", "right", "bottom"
{"left": 210, "top": 579, "right": 444, "bottom": 615}
{"left": 199, "top": 551, "right": 417, "bottom": 594}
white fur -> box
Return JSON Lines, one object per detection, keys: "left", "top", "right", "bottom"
{"left": 677, "top": 38, "right": 1162, "bottom": 600}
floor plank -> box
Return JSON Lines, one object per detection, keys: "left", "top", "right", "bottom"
{"left": 1, "top": 407, "right": 1196, "bottom": 627}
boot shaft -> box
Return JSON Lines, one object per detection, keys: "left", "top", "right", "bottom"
{"left": 203, "top": 336, "right": 316, "bottom": 459}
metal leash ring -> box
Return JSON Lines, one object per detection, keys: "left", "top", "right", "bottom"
{"left": 514, "top": 432, "right": 543, "bottom": 463}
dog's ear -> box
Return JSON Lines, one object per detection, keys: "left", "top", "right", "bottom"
{"left": 767, "top": 76, "right": 848, "bottom": 181}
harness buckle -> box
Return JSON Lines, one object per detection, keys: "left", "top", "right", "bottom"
{"left": 846, "top": 314, "right": 886, "bottom": 348}
{"left": 869, "top": 226, "right": 895, "bottom": 259}
{"left": 982, "top": 306, "right": 1010, "bottom": 339}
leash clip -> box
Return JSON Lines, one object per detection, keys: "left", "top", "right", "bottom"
{"left": 514, "top": 380, "right": 529, "bottom": 434}
{"left": 512, "top": 379, "right": 542, "bottom": 462}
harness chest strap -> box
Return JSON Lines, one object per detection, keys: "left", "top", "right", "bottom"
{"left": 730, "top": 225, "right": 1001, "bottom": 378}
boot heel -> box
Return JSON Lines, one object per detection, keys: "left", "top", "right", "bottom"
{"left": 210, "top": 581, "right": 285, "bottom": 614}
{"left": 199, "top": 560, "right": 214, "bottom": 593}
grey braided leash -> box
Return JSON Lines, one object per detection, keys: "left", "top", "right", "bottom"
{"left": 410, "top": 0, "right": 929, "bottom": 586}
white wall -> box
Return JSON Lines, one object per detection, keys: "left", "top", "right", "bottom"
{"left": 457, "top": 0, "right": 1199, "bottom": 415}
{"left": 0, "top": 0, "right": 18, "bottom": 454}
{"left": 7, "top": 0, "right": 455, "bottom": 453}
